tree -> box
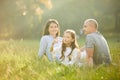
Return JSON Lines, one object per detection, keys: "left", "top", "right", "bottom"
{"left": 94, "top": 0, "right": 120, "bottom": 31}
{"left": 0, "top": 0, "right": 52, "bottom": 39}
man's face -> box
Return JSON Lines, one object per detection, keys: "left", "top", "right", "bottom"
{"left": 83, "top": 22, "right": 93, "bottom": 35}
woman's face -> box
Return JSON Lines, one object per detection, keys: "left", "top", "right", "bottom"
{"left": 63, "top": 32, "right": 74, "bottom": 46}
{"left": 48, "top": 22, "right": 59, "bottom": 36}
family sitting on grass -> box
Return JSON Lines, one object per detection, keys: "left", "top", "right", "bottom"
{"left": 38, "top": 18, "right": 112, "bottom": 67}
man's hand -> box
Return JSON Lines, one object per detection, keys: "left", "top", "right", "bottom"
{"left": 80, "top": 46, "right": 85, "bottom": 52}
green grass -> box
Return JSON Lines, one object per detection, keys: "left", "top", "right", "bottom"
{"left": 0, "top": 38, "right": 120, "bottom": 80}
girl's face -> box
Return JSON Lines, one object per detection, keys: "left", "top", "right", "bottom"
{"left": 48, "top": 22, "right": 59, "bottom": 37}
{"left": 63, "top": 32, "right": 74, "bottom": 46}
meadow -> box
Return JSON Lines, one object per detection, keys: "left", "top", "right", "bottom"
{"left": 0, "top": 37, "right": 120, "bottom": 80}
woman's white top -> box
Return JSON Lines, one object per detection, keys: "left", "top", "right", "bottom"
{"left": 38, "top": 35, "right": 62, "bottom": 61}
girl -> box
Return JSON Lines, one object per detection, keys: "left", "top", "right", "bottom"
{"left": 51, "top": 29, "right": 80, "bottom": 66}
{"left": 38, "top": 19, "right": 62, "bottom": 61}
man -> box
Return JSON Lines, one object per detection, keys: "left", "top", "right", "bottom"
{"left": 82, "top": 19, "right": 111, "bottom": 66}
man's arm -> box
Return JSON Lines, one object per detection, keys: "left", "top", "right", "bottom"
{"left": 86, "top": 48, "right": 94, "bottom": 67}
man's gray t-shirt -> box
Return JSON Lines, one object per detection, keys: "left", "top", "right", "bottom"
{"left": 85, "top": 32, "right": 111, "bottom": 65}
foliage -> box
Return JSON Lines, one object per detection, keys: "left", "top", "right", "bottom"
{"left": 0, "top": 0, "right": 120, "bottom": 39}
{"left": 0, "top": 0, "right": 52, "bottom": 39}
{"left": 0, "top": 38, "right": 120, "bottom": 80}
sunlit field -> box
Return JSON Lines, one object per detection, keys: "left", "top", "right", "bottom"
{"left": 0, "top": 38, "right": 120, "bottom": 80}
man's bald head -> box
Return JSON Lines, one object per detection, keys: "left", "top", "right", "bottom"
{"left": 84, "top": 19, "right": 98, "bottom": 29}
{"left": 83, "top": 19, "right": 98, "bottom": 34}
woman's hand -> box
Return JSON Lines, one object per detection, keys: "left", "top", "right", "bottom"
{"left": 50, "top": 38, "right": 59, "bottom": 52}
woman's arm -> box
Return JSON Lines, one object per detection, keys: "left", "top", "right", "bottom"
{"left": 38, "top": 36, "right": 47, "bottom": 57}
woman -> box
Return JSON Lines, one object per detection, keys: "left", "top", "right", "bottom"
{"left": 38, "top": 19, "right": 62, "bottom": 61}
{"left": 51, "top": 29, "right": 80, "bottom": 66}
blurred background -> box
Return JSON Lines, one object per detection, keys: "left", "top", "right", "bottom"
{"left": 0, "top": 0, "right": 120, "bottom": 40}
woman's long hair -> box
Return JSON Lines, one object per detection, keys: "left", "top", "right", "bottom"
{"left": 60, "top": 29, "right": 79, "bottom": 61}
{"left": 43, "top": 19, "right": 60, "bottom": 37}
